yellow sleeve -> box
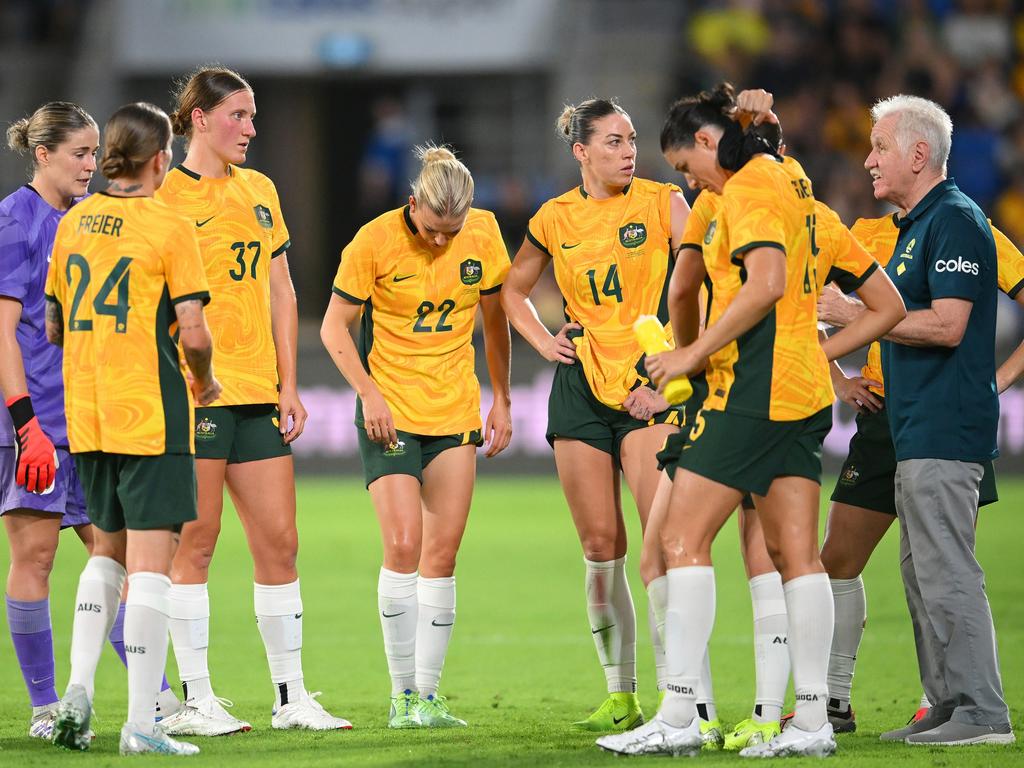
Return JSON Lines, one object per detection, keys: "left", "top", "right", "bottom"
{"left": 659, "top": 181, "right": 683, "bottom": 238}
{"left": 526, "top": 203, "right": 552, "bottom": 256}
{"left": 480, "top": 214, "right": 511, "bottom": 295}
{"left": 266, "top": 179, "right": 291, "bottom": 258}
{"left": 44, "top": 220, "right": 68, "bottom": 305}
{"left": 992, "top": 223, "right": 1024, "bottom": 298}
{"left": 332, "top": 225, "right": 376, "bottom": 304}
{"left": 817, "top": 203, "right": 879, "bottom": 293}
{"left": 163, "top": 219, "right": 211, "bottom": 304}
{"left": 682, "top": 191, "right": 714, "bottom": 249}
{"left": 722, "top": 171, "right": 786, "bottom": 258}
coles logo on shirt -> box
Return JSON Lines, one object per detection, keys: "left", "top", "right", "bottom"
{"left": 934, "top": 256, "right": 979, "bottom": 275}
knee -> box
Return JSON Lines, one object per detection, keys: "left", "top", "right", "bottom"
{"left": 579, "top": 526, "right": 620, "bottom": 562}
{"left": 820, "top": 538, "right": 859, "bottom": 579}
{"left": 419, "top": 549, "right": 457, "bottom": 578}
{"left": 382, "top": 534, "right": 421, "bottom": 573}
{"left": 178, "top": 520, "right": 222, "bottom": 571}
{"left": 639, "top": 543, "right": 664, "bottom": 586}
{"left": 11, "top": 540, "right": 57, "bottom": 581}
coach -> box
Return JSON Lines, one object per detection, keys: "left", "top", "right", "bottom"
{"left": 864, "top": 95, "right": 1013, "bottom": 746}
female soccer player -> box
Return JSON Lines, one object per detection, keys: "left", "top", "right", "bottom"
{"left": 1, "top": 102, "right": 101, "bottom": 739}
{"left": 501, "top": 99, "right": 690, "bottom": 733}
{"left": 46, "top": 101, "right": 218, "bottom": 755}
{"left": 155, "top": 66, "right": 350, "bottom": 734}
{"left": 321, "top": 144, "right": 512, "bottom": 728}
{"left": 597, "top": 83, "right": 905, "bottom": 758}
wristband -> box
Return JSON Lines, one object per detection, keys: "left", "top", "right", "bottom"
{"left": 5, "top": 394, "right": 34, "bottom": 432}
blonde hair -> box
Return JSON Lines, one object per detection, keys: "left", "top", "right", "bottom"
{"left": 871, "top": 94, "right": 952, "bottom": 173}
{"left": 101, "top": 103, "right": 172, "bottom": 179}
{"left": 410, "top": 143, "right": 474, "bottom": 219}
{"left": 6, "top": 101, "right": 97, "bottom": 168}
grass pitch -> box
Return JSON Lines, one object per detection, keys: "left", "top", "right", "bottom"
{"left": 0, "top": 476, "right": 1021, "bottom": 766}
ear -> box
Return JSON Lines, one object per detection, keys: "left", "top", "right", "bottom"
{"left": 408, "top": 195, "right": 417, "bottom": 213}
{"left": 191, "top": 107, "right": 206, "bottom": 133}
{"left": 34, "top": 144, "right": 49, "bottom": 166}
{"left": 571, "top": 141, "right": 588, "bottom": 165}
{"left": 695, "top": 129, "right": 717, "bottom": 152}
{"left": 910, "top": 140, "right": 930, "bottom": 173}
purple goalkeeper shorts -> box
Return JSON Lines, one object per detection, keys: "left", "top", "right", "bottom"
{"left": 0, "top": 446, "right": 90, "bottom": 528}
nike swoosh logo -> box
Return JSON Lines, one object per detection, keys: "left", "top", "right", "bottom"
{"left": 613, "top": 714, "right": 630, "bottom": 725}
{"left": 382, "top": 611, "right": 405, "bottom": 618}
{"left": 294, "top": 613, "right": 303, "bottom": 619}
{"left": 591, "top": 624, "right": 615, "bottom": 634}
{"left": 195, "top": 217, "right": 215, "bottom": 227}
{"left": 393, "top": 274, "right": 416, "bottom": 282}
{"left": 31, "top": 676, "right": 53, "bottom": 685}
{"left": 561, "top": 242, "right": 581, "bottom": 249}
{"left": 431, "top": 619, "right": 454, "bottom": 627}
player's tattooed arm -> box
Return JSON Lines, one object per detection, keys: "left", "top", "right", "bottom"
{"left": 175, "top": 298, "right": 221, "bottom": 405}
{"left": 45, "top": 297, "right": 64, "bottom": 347}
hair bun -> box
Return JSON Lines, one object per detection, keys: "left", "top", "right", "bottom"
{"left": 415, "top": 143, "right": 456, "bottom": 166}
{"left": 556, "top": 104, "right": 577, "bottom": 139}
{"left": 707, "top": 82, "right": 737, "bottom": 113}
{"left": 6, "top": 119, "right": 30, "bottom": 152}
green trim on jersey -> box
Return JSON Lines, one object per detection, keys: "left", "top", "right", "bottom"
{"left": 171, "top": 290, "right": 211, "bottom": 306}
{"left": 827, "top": 261, "right": 878, "bottom": 294}
{"left": 722, "top": 307, "right": 776, "bottom": 416}
{"left": 271, "top": 239, "right": 291, "bottom": 258}
{"left": 155, "top": 286, "right": 192, "bottom": 454}
{"left": 354, "top": 298, "right": 376, "bottom": 427}
{"left": 332, "top": 286, "right": 366, "bottom": 305}
{"left": 526, "top": 228, "right": 550, "bottom": 257}
{"left": 730, "top": 240, "right": 786, "bottom": 262}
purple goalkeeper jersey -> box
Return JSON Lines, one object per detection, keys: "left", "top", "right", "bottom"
{"left": 0, "top": 185, "right": 79, "bottom": 448}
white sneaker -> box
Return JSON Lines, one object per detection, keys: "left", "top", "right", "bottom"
{"left": 272, "top": 691, "right": 353, "bottom": 731}
{"left": 155, "top": 687, "right": 183, "bottom": 722}
{"left": 30, "top": 705, "right": 58, "bottom": 739}
{"left": 119, "top": 723, "right": 200, "bottom": 756}
{"left": 740, "top": 722, "right": 836, "bottom": 758}
{"left": 596, "top": 716, "right": 703, "bottom": 757}
{"left": 52, "top": 684, "right": 92, "bottom": 751}
{"left": 160, "top": 695, "right": 251, "bottom": 736}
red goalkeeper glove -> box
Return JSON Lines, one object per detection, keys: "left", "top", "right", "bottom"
{"left": 7, "top": 394, "right": 56, "bottom": 494}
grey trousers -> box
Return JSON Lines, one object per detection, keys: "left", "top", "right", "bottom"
{"left": 895, "top": 458, "right": 1010, "bottom": 726}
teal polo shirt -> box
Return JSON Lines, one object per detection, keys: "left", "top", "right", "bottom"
{"left": 881, "top": 179, "right": 999, "bottom": 463}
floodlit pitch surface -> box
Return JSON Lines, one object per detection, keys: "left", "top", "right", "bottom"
{"left": 1, "top": 477, "right": 1021, "bottom": 765}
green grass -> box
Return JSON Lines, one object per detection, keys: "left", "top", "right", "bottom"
{"left": 1, "top": 476, "right": 1021, "bottom": 766}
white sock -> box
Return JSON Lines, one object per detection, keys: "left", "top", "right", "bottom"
{"left": 168, "top": 582, "right": 213, "bottom": 702}
{"left": 254, "top": 580, "right": 304, "bottom": 708}
{"left": 646, "top": 576, "right": 667, "bottom": 691}
{"left": 415, "top": 575, "right": 455, "bottom": 698}
{"left": 784, "top": 573, "right": 833, "bottom": 732}
{"left": 584, "top": 557, "right": 636, "bottom": 694}
{"left": 125, "top": 572, "right": 171, "bottom": 730}
{"left": 68, "top": 556, "right": 126, "bottom": 702}
{"left": 827, "top": 576, "right": 865, "bottom": 709}
{"left": 919, "top": 692, "right": 930, "bottom": 709}
{"left": 660, "top": 566, "right": 715, "bottom": 728}
{"left": 750, "top": 571, "right": 789, "bottom": 723}
{"left": 378, "top": 568, "right": 418, "bottom": 695}
{"left": 697, "top": 650, "right": 717, "bottom": 722}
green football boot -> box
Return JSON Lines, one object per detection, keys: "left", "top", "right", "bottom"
{"left": 387, "top": 690, "right": 421, "bottom": 729}
{"left": 572, "top": 692, "right": 643, "bottom": 732}
{"left": 416, "top": 694, "right": 467, "bottom": 727}
{"left": 723, "top": 717, "right": 781, "bottom": 750}
{"left": 700, "top": 717, "right": 725, "bottom": 750}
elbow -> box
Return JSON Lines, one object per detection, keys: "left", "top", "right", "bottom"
{"left": 45, "top": 330, "right": 62, "bottom": 347}
{"left": 940, "top": 326, "right": 967, "bottom": 348}
{"left": 319, "top": 320, "right": 333, "bottom": 350}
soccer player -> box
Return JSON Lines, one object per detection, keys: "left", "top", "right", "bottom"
{"left": 813, "top": 167, "right": 1024, "bottom": 736}
{"left": 597, "top": 83, "right": 904, "bottom": 758}
{"left": 154, "top": 66, "right": 350, "bottom": 734}
{"left": 501, "top": 99, "right": 691, "bottom": 735}
{"left": 321, "top": 144, "right": 512, "bottom": 728}
{"left": 45, "top": 101, "right": 218, "bottom": 756}
{"left": 1, "top": 101, "right": 98, "bottom": 739}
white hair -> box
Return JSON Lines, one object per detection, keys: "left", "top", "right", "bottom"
{"left": 871, "top": 94, "right": 952, "bottom": 174}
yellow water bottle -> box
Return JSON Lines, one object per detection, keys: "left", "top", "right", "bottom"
{"left": 633, "top": 315, "right": 693, "bottom": 405}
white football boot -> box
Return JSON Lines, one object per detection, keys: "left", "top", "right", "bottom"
{"left": 271, "top": 691, "right": 352, "bottom": 730}
{"left": 160, "top": 695, "right": 251, "bottom": 736}
{"left": 740, "top": 721, "right": 836, "bottom": 758}
{"left": 119, "top": 723, "right": 200, "bottom": 756}
{"left": 596, "top": 715, "right": 703, "bottom": 757}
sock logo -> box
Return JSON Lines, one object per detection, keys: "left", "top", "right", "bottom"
{"left": 431, "top": 619, "right": 454, "bottom": 627}
{"left": 591, "top": 624, "right": 615, "bottom": 635}
{"left": 795, "top": 694, "right": 819, "bottom": 702}
{"left": 382, "top": 611, "right": 405, "bottom": 618}
{"left": 666, "top": 683, "right": 694, "bottom": 695}
{"left": 771, "top": 636, "right": 788, "bottom": 644}
{"left": 76, "top": 603, "right": 102, "bottom": 613}
{"left": 125, "top": 645, "right": 147, "bottom": 654}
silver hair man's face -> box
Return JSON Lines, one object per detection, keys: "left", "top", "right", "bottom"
{"left": 865, "top": 113, "right": 919, "bottom": 205}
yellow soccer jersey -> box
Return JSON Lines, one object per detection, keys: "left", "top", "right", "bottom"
{"left": 700, "top": 155, "right": 833, "bottom": 420}
{"left": 332, "top": 206, "right": 510, "bottom": 435}
{"left": 45, "top": 192, "right": 210, "bottom": 455}
{"left": 527, "top": 178, "right": 681, "bottom": 408}
{"left": 814, "top": 201, "right": 879, "bottom": 293}
{"left": 856, "top": 215, "right": 1024, "bottom": 395}
{"left": 155, "top": 165, "right": 289, "bottom": 406}
{"left": 681, "top": 190, "right": 719, "bottom": 251}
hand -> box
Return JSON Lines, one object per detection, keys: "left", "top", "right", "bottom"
{"left": 817, "top": 283, "right": 862, "bottom": 327}
{"left": 735, "top": 89, "right": 778, "bottom": 126}
{"left": 191, "top": 375, "right": 222, "bottom": 406}
{"left": 278, "top": 386, "right": 308, "bottom": 444}
{"left": 646, "top": 346, "right": 705, "bottom": 391}
{"left": 362, "top": 386, "right": 398, "bottom": 446}
{"left": 483, "top": 397, "right": 512, "bottom": 458}
{"left": 622, "top": 386, "right": 669, "bottom": 421}
{"left": 543, "top": 322, "right": 582, "bottom": 364}
{"left": 834, "top": 375, "right": 883, "bottom": 413}
{"left": 14, "top": 417, "right": 56, "bottom": 494}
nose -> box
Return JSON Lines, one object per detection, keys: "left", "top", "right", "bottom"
{"left": 245, "top": 119, "right": 256, "bottom": 138}
{"left": 84, "top": 152, "right": 97, "bottom": 172}
{"left": 864, "top": 149, "right": 876, "bottom": 171}
{"left": 433, "top": 234, "right": 449, "bottom": 247}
